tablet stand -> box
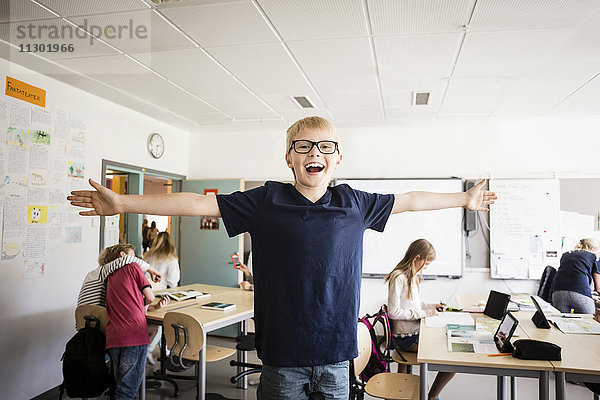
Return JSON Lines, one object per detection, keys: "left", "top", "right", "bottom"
{"left": 532, "top": 311, "right": 551, "bottom": 329}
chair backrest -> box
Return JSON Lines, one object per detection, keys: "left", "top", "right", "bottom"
{"left": 75, "top": 305, "right": 108, "bottom": 334}
{"left": 163, "top": 311, "right": 205, "bottom": 362}
{"left": 353, "top": 322, "right": 372, "bottom": 377}
{"left": 537, "top": 265, "right": 557, "bottom": 303}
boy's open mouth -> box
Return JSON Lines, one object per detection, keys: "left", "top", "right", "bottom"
{"left": 305, "top": 162, "right": 324, "bottom": 173}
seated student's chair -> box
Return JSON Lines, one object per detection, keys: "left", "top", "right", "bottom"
{"left": 229, "top": 333, "right": 262, "bottom": 384}
{"left": 391, "top": 349, "right": 419, "bottom": 374}
{"left": 353, "top": 322, "right": 419, "bottom": 400}
{"left": 75, "top": 304, "right": 108, "bottom": 334}
{"left": 158, "top": 311, "right": 236, "bottom": 400}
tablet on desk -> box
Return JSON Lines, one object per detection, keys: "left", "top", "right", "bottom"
{"left": 484, "top": 290, "right": 511, "bottom": 320}
{"left": 494, "top": 312, "right": 519, "bottom": 353}
{"left": 530, "top": 296, "right": 551, "bottom": 329}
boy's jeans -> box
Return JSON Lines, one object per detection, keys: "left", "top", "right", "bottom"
{"left": 108, "top": 344, "right": 147, "bottom": 400}
{"left": 257, "top": 361, "right": 349, "bottom": 400}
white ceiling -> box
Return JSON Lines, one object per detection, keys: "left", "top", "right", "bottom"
{"left": 1, "top": 0, "right": 599, "bottom": 131}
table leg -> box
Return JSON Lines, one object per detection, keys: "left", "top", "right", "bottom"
{"left": 555, "top": 372, "right": 565, "bottom": 400}
{"left": 237, "top": 320, "right": 248, "bottom": 389}
{"left": 510, "top": 376, "right": 516, "bottom": 400}
{"left": 420, "top": 363, "right": 428, "bottom": 400}
{"left": 198, "top": 331, "right": 207, "bottom": 400}
{"left": 539, "top": 371, "right": 549, "bottom": 400}
{"left": 497, "top": 376, "right": 507, "bottom": 400}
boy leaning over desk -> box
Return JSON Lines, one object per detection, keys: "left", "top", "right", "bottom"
{"left": 68, "top": 116, "right": 496, "bottom": 400}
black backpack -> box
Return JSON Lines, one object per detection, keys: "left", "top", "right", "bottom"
{"left": 59, "top": 316, "right": 113, "bottom": 399}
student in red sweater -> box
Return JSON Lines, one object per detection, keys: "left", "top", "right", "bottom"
{"left": 99, "top": 244, "right": 167, "bottom": 400}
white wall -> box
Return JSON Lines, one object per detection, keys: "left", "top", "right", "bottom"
{"left": 0, "top": 59, "right": 189, "bottom": 400}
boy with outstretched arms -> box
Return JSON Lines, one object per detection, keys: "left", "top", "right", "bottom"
{"left": 69, "top": 116, "right": 496, "bottom": 400}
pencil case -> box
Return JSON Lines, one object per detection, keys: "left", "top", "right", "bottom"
{"left": 512, "top": 339, "right": 561, "bottom": 361}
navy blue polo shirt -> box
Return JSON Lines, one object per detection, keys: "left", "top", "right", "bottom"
{"left": 217, "top": 181, "right": 394, "bottom": 367}
{"left": 552, "top": 251, "right": 600, "bottom": 298}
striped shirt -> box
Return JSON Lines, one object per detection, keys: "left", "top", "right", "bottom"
{"left": 77, "top": 255, "right": 150, "bottom": 306}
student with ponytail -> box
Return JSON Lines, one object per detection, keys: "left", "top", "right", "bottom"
{"left": 386, "top": 239, "right": 454, "bottom": 400}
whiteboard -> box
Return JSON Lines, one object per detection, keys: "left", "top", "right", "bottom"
{"left": 336, "top": 179, "right": 464, "bottom": 278}
{"left": 489, "top": 179, "right": 561, "bottom": 280}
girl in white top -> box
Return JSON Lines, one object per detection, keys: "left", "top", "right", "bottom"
{"left": 144, "top": 231, "right": 180, "bottom": 289}
{"left": 144, "top": 231, "right": 180, "bottom": 364}
{"left": 386, "top": 239, "right": 454, "bottom": 400}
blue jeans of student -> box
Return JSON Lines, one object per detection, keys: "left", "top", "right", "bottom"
{"left": 108, "top": 344, "right": 147, "bottom": 400}
{"left": 257, "top": 361, "right": 349, "bottom": 400}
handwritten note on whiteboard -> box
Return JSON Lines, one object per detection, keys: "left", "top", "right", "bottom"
{"left": 489, "top": 179, "right": 560, "bottom": 279}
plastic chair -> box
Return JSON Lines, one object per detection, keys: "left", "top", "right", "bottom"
{"left": 391, "top": 349, "right": 419, "bottom": 374}
{"left": 147, "top": 311, "right": 236, "bottom": 400}
{"left": 229, "top": 333, "right": 262, "bottom": 384}
{"left": 352, "top": 323, "right": 419, "bottom": 400}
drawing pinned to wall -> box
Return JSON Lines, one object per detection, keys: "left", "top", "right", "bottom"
{"left": 27, "top": 205, "right": 47, "bottom": 224}
{"left": 31, "top": 129, "right": 50, "bottom": 145}
{"left": 6, "top": 127, "right": 29, "bottom": 148}
{"left": 67, "top": 161, "right": 84, "bottom": 178}
{"left": 24, "top": 258, "right": 45, "bottom": 279}
{"left": 65, "top": 226, "right": 82, "bottom": 243}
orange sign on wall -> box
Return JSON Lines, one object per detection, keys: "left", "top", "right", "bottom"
{"left": 5, "top": 76, "right": 46, "bottom": 107}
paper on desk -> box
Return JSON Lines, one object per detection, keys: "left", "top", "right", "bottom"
{"left": 549, "top": 318, "right": 600, "bottom": 334}
{"left": 447, "top": 330, "right": 496, "bottom": 354}
{"left": 426, "top": 312, "right": 474, "bottom": 328}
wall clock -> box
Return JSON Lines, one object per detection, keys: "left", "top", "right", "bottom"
{"left": 147, "top": 133, "right": 164, "bottom": 159}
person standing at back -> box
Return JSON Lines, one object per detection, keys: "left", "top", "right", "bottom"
{"left": 552, "top": 238, "right": 600, "bottom": 314}
{"left": 68, "top": 116, "right": 496, "bottom": 400}
{"left": 146, "top": 221, "right": 158, "bottom": 249}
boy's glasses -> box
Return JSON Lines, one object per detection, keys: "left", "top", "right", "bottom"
{"left": 288, "top": 140, "right": 339, "bottom": 154}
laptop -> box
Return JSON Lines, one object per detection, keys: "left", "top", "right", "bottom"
{"left": 483, "top": 290, "right": 511, "bottom": 320}
{"left": 493, "top": 312, "right": 519, "bottom": 353}
{"left": 530, "top": 296, "right": 551, "bottom": 329}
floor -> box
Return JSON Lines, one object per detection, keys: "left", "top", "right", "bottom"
{"left": 55, "top": 336, "right": 596, "bottom": 400}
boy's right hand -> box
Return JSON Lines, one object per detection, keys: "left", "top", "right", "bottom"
{"left": 425, "top": 309, "right": 438, "bottom": 317}
{"left": 157, "top": 296, "right": 170, "bottom": 309}
{"left": 68, "top": 178, "right": 122, "bottom": 216}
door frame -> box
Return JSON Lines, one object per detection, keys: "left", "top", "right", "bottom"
{"left": 100, "top": 159, "right": 186, "bottom": 253}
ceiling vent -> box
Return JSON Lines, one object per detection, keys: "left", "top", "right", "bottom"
{"left": 290, "top": 96, "right": 315, "bottom": 109}
{"left": 412, "top": 91, "right": 430, "bottom": 106}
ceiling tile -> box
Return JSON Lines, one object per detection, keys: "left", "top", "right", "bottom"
{"left": 259, "top": 0, "right": 367, "bottom": 40}
{"left": 135, "top": 48, "right": 230, "bottom": 80}
{"left": 383, "top": 82, "right": 446, "bottom": 108}
{"left": 161, "top": 1, "right": 277, "bottom": 47}
{"left": 331, "top": 107, "right": 384, "bottom": 120}
{"left": 279, "top": 108, "right": 332, "bottom": 122}
{"left": 1, "top": 1, "right": 57, "bottom": 23}
{"left": 440, "top": 77, "right": 514, "bottom": 114}
{"left": 204, "top": 96, "right": 280, "bottom": 119}
{"left": 240, "top": 73, "right": 314, "bottom": 96}
{"left": 37, "top": 0, "right": 148, "bottom": 17}
{"left": 374, "top": 33, "right": 462, "bottom": 69}
{"left": 171, "top": 77, "right": 251, "bottom": 98}
{"left": 206, "top": 43, "right": 298, "bottom": 76}
{"left": 386, "top": 106, "right": 439, "bottom": 119}
{"left": 69, "top": 10, "right": 194, "bottom": 54}
{"left": 368, "top": 0, "right": 474, "bottom": 35}
{"left": 261, "top": 94, "right": 325, "bottom": 111}
{"left": 288, "top": 38, "right": 374, "bottom": 73}
{"left": 469, "top": 0, "right": 600, "bottom": 31}
{"left": 379, "top": 67, "right": 450, "bottom": 91}
{"left": 551, "top": 74, "right": 600, "bottom": 115}
{"left": 458, "top": 30, "right": 571, "bottom": 66}
{"left": 56, "top": 54, "right": 155, "bottom": 77}
{"left": 306, "top": 71, "right": 378, "bottom": 93}
{"left": 320, "top": 91, "right": 381, "bottom": 109}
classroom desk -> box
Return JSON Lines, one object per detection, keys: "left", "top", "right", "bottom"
{"left": 417, "top": 313, "right": 554, "bottom": 400}
{"left": 518, "top": 311, "right": 600, "bottom": 400}
{"left": 145, "top": 283, "right": 254, "bottom": 400}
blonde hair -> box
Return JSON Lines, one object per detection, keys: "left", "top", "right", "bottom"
{"left": 285, "top": 116, "right": 340, "bottom": 153}
{"left": 573, "top": 238, "right": 600, "bottom": 257}
{"left": 98, "top": 243, "right": 135, "bottom": 266}
{"left": 144, "top": 231, "right": 178, "bottom": 262}
{"left": 385, "top": 239, "right": 436, "bottom": 299}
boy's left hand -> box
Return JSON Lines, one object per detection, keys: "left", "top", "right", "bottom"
{"left": 157, "top": 296, "right": 170, "bottom": 309}
{"left": 465, "top": 179, "right": 497, "bottom": 212}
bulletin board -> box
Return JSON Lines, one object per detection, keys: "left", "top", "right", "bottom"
{"left": 489, "top": 179, "right": 561, "bottom": 280}
{"left": 336, "top": 179, "right": 464, "bottom": 278}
